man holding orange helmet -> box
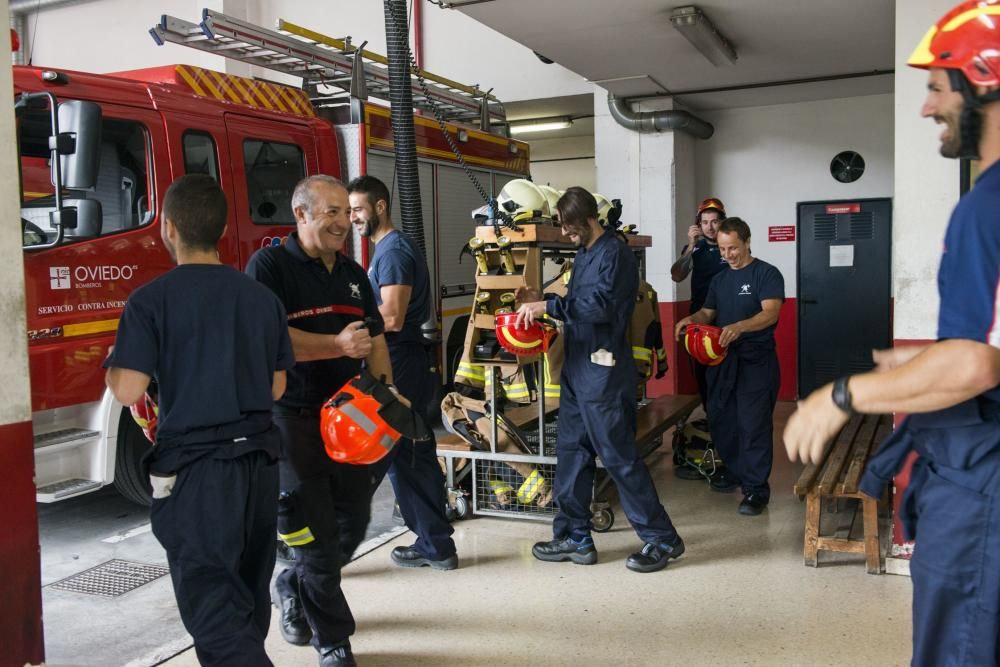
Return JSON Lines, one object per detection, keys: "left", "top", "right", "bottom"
{"left": 674, "top": 218, "right": 784, "bottom": 516}
{"left": 786, "top": 2, "right": 1000, "bottom": 662}
{"left": 516, "top": 187, "right": 684, "bottom": 573}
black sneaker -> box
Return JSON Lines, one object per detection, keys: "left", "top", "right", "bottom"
{"left": 390, "top": 545, "right": 458, "bottom": 570}
{"left": 319, "top": 641, "right": 357, "bottom": 667}
{"left": 532, "top": 536, "right": 598, "bottom": 565}
{"left": 625, "top": 538, "right": 685, "bottom": 573}
{"left": 709, "top": 467, "right": 740, "bottom": 493}
{"left": 271, "top": 579, "right": 311, "bottom": 646}
{"left": 738, "top": 493, "right": 768, "bottom": 516}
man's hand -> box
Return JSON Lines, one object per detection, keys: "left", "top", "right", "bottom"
{"left": 873, "top": 346, "right": 926, "bottom": 372}
{"left": 335, "top": 321, "right": 372, "bottom": 359}
{"left": 674, "top": 315, "right": 693, "bottom": 341}
{"left": 515, "top": 285, "right": 542, "bottom": 303}
{"left": 783, "top": 383, "right": 849, "bottom": 465}
{"left": 719, "top": 323, "right": 743, "bottom": 347}
{"left": 516, "top": 301, "right": 547, "bottom": 328}
{"left": 687, "top": 224, "right": 702, "bottom": 247}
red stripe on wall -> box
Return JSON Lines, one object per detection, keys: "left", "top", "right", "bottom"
{"left": 0, "top": 420, "right": 44, "bottom": 664}
{"left": 648, "top": 298, "right": 799, "bottom": 401}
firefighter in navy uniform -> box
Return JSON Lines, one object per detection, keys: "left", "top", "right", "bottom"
{"left": 247, "top": 175, "right": 394, "bottom": 667}
{"left": 675, "top": 217, "right": 784, "bottom": 516}
{"left": 786, "top": 3, "right": 1000, "bottom": 663}
{"left": 347, "top": 175, "right": 458, "bottom": 570}
{"left": 105, "top": 175, "right": 294, "bottom": 666}
{"left": 516, "top": 187, "right": 684, "bottom": 573}
{"left": 671, "top": 197, "right": 729, "bottom": 409}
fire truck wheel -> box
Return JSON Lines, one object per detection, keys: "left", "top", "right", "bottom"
{"left": 114, "top": 407, "right": 153, "bottom": 506}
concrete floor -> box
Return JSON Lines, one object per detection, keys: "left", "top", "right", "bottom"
{"left": 156, "top": 401, "right": 914, "bottom": 667}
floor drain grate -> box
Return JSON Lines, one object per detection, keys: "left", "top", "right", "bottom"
{"left": 47, "top": 559, "right": 170, "bottom": 598}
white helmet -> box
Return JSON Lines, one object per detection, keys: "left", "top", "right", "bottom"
{"left": 497, "top": 179, "right": 549, "bottom": 223}
{"left": 537, "top": 184, "right": 562, "bottom": 222}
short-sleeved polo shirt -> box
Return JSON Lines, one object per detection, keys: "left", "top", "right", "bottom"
{"left": 245, "top": 233, "right": 385, "bottom": 410}
{"left": 367, "top": 229, "right": 431, "bottom": 346}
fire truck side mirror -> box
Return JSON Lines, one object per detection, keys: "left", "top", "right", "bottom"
{"left": 52, "top": 198, "right": 102, "bottom": 240}
{"left": 55, "top": 100, "right": 101, "bottom": 190}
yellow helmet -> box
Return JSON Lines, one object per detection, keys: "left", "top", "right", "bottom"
{"left": 497, "top": 179, "right": 549, "bottom": 223}
{"left": 537, "top": 184, "right": 562, "bottom": 222}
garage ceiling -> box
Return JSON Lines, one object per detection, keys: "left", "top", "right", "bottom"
{"left": 453, "top": 0, "right": 895, "bottom": 111}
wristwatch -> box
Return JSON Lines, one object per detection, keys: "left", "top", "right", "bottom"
{"left": 831, "top": 376, "right": 854, "bottom": 414}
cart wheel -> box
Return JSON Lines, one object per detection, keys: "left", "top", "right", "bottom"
{"left": 454, "top": 495, "right": 471, "bottom": 519}
{"left": 445, "top": 503, "right": 458, "bottom": 522}
{"left": 592, "top": 508, "right": 615, "bottom": 533}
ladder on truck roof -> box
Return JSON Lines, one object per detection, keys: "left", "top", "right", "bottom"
{"left": 150, "top": 8, "right": 506, "bottom": 125}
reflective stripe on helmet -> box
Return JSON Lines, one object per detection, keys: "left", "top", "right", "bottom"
{"left": 339, "top": 402, "right": 378, "bottom": 435}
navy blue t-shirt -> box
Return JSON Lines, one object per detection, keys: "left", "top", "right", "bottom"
{"left": 704, "top": 258, "right": 785, "bottom": 347}
{"left": 245, "top": 233, "right": 385, "bottom": 410}
{"left": 938, "top": 159, "right": 1000, "bottom": 403}
{"left": 368, "top": 229, "right": 431, "bottom": 346}
{"left": 682, "top": 238, "right": 729, "bottom": 312}
{"left": 104, "top": 264, "right": 294, "bottom": 468}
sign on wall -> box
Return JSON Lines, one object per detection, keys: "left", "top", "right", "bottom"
{"left": 768, "top": 226, "right": 796, "bottom": 242}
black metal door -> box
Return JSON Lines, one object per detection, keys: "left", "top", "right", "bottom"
{"left": 797, "top": 198, "right": 892, "bottom": 397}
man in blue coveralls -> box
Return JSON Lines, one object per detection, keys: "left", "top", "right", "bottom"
{"left": 516, "top": 187, "right": 685, "bottom": 573}
{"left": 674, "top": 218, "right": 784, "bottom": 516}
{"left": 347, "top": 174, "right": 458, "bottom": 571}
{"left": 105, "top": 174, "right": 293, "bottom": 666}
{"left": 786, "top": 2, "right": 1000, "bottom": 663}
{"left": 671, "top": 197, "right": 730, "bottom": 410}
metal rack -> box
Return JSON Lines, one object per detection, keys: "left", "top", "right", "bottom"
{"left": 149, "top": 8, "right": 505, "bottom": 124}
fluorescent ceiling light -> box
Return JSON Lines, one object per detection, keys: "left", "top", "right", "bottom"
{"left": 670, "top": 5, "right": 737, "bottom": 66}
{"left": 509, "top": 117, "right": 573, "bottom": 135}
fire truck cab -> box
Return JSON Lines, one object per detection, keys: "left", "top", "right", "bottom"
{"left": 18, "top": 18, "right": 528, "bottom": 505}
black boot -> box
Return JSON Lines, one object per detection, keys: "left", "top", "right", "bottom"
{"left": 625, "top": 537, "right": 685, "bottom": 573}
{"left": 319, "top": 641, "right": 357, "bottom": 667}
{"left": 390, "top": 544, "right": 459, "bottom": 570}
{"left": 531, "top": 536, "right": 598, "bottom": 565}
{"left": 271, "top": 571, "right": 311, "bottom": 646}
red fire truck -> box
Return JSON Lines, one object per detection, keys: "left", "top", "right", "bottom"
{"left": 19, "top": 10, "right": 528, "bottom": 504}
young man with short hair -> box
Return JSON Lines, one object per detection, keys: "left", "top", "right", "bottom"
{"left": 105, "top": 173, "right": 293, "bottom": 666}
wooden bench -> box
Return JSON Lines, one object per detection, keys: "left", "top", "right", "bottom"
{"left": 793, "top": 413, "right": 892, "bottom": 574}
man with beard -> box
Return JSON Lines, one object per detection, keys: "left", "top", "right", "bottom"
{"left": 247, "top": 175, "right": 393, "bottom": 667}
{"left": 674, "top": 218, "right": 784, "bottom": 516}
{"left": 346, "top": 175, "right": 457, "bottom": 570}
{"left": 105, "top": 174, "right": 293, "bottom": 665}
{"left": 671, "top": 197, "right": 729, "bottom": 410}
{"left": 515, "top": 187, "right": 684, "bottom": 573}
{"left": 785, "top": 2, "right": 1000, "bottom": 663}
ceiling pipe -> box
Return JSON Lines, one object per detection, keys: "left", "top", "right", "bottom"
{"left": 607, "top": 92, "right": 714, "bottom": 140}
{"left": 10, "top": 0, "right": 103, "bottom": 65}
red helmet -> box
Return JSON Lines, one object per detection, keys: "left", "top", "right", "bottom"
{"left": 697, "top": 197, "right": 726, "bottom": 220}
{"left": 908, "top": 1, "right": 1000, "bottom": 86}
{"left": 683, "top": 324, "right": 728, "bottom": 366}
{"left": 130, "top": 392, "right": 159, "bottom": 443}
{"left": 320, "top": 371, "right": 430, "bottom": 465}
{"left": 495, "top": 311, "right": 557, "bottom": 356}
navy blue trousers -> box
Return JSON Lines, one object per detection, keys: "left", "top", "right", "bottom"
{"left": 906, "top": 452, "right": 1000, "bottom": 666}
{"left": 552, "top": 380, "right": 679, "bottom": 544}
{"left": 706, "top": 353, "right": 779, "bottom": 499}
{"left": 368, "top": 341, "right": 455, "bottom": 560}
{"left": 150, "top": 450, "right": 277, "bottom": 667}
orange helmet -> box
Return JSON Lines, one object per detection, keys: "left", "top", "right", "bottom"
{"left": 495, "top": 311, "right": 557, "bottom": 356}
{"left": 908, "top": 0, "right": 1000, "bottom": 86}
{"left": 696, "top": 197, "right": 726, "bottom": 220}
{"left": 683, "top": 324, "right": 728, "bottom": 366}
{"left": 129, "top": 391, "right": 159, "bottom": 443}
{"left": 321, "top": 371, "right": 429, "bottom": 465}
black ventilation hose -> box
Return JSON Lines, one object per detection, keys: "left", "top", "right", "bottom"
{"left": 384, "top": 0, "right": 426, "bottom": 255}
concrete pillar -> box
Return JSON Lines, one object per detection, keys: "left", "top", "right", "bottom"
{"left": 593, "top": 88, "right": 698, "bottom": 395}
{"left": 0, "top": 0, "right": 45, "bottom": 659}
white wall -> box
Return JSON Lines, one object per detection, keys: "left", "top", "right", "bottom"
{"left": 527, "top": 135, "right": 595, "bottom": 192}
{"left": 695, "top": 93, "right": 895, "bottom": 296}
{"left": 22, "top": 0, "right": 590, "bottom": 103}
{"left": 893, "top": 0, "right": 959, "bottom": 341}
